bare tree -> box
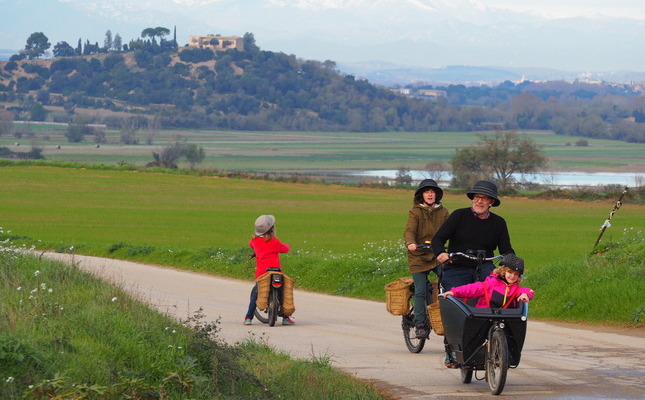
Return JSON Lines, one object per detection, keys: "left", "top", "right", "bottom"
{"left": 451, "top": 130, "right": 547, "bottom": 189}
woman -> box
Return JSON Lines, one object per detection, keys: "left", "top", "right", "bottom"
{"left": 403, "top": 179, "right": 449, "bottom": 339}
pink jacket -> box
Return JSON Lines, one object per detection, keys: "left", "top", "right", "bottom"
{"left": 449, "top": 274, "right": 535, "bottom": 309}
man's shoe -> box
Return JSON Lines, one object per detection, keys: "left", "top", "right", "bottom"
{"left": 444, "top": 353, "right": 458, "bottom": 369}
{"left": 415, "top": 325, "right": 429, "bottom": 339}
{"left": 282, "top": 317, "right": 295, "bottom": 325}
{"left": 244, "top": 318, "right": 252, "bottom": 325}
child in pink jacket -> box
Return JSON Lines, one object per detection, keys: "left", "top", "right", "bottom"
{"left": 443, "top": 254, "right": 534, "bottom": 308}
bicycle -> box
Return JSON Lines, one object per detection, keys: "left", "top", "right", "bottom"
{"left": 253, "top": 267, "right": 285, "bottom": 327}
{"left": 400, "top": 243, "right": 441, "bottom": 353}
{"left": 439, "top": 251, "right": 527, "bottom": 395}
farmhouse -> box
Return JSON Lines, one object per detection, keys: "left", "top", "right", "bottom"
{"left": 417, "top": 89, "right": 447, "bottom": 99}
{"left": 188, "top": 35, "right": 244, "bottom": 51}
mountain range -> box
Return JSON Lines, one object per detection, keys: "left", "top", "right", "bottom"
{"left": 2, "top": 0, "right": 644, "bottom": 85}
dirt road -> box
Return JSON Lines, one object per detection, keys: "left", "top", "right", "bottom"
{"left": 40, "top": 252, "right": 644, "bottom": 399}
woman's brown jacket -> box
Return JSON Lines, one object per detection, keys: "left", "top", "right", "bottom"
{"left": 403, "top": 202, "right": 449, "bottom": 273}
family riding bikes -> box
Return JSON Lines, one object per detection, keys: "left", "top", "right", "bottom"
{"left": 393, "top": 178, "right": 535, "bottom": 395}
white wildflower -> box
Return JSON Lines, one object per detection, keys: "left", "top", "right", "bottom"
{"left": 34, "top": 270, "right": 40, "bottom": 276}
{"left": 111, "top": 297, "right": 118, "bottom": 302}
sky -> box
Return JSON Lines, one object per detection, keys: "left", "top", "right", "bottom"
{"left": 1, "top": 0, "right": 644, "bottom": 72}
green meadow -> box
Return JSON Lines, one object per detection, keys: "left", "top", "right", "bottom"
{"left": 1, "top": 163, "right": 643, "bottom": 327}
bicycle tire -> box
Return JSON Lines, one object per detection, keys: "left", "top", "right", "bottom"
{"left": 268, "top": 289, "right": 279, "bottom": 327}
{"left": 402, "top": 297, "right": 426, "bottom": 353}
{"left": 486, "top": 329, "right": 509, "bottom": 395}
{"left": 460, "top": 367, "right": 473, "bottom": 384}
{"left": 252, "top": 285, "right": 269, "bottom": 323}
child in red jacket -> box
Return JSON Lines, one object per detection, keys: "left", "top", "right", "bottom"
{"left": 443, "top": 254, "right": 534, "bottom": 308}
{"left": 244, "top": 215, "right": 294, "bottom": 325}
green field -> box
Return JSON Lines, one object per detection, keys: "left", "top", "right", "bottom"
{"left": 1, "top": 164, "right": 643, "bottom": 326}
{"left": 4, "top": 125, "right": 644, "bottom": 173}
{"left": 2, "top": 165, "right": 641, "bottom": 261}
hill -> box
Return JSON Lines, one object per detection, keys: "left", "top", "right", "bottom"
{"left": 0, "top": 37, "right": 644, "bottom": 141}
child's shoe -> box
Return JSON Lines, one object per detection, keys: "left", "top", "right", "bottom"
{"left": 282, "top": 317, "right": 295, "bottom": 325}
{"left": 244, "top": 318, "right": 252, "bottom": 325}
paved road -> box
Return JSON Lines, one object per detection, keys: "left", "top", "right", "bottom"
{"left": 40, "top": 252, "right": 645, "bottom": 399}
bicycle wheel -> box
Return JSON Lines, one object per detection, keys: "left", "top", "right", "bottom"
{"left": 268, "top": 289, "right": 279, "bottom": 327}
{"left": 460, "top": 367, "right": 473, "bottom": 383}
{"left": 253, "top": 286, "right": 269, "bottom": 324}
{"left": 402, "top": 297, "right": 426, "bottom": 353}
{"left": 486, "top": 329, "right": 509, "bottom": 395}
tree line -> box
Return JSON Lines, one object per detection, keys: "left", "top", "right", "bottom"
{"left": 0, "top": 30, "right": 643, "bottom": 142}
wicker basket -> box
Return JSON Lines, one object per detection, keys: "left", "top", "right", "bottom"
{"left": 427, "top": 302, "right": 444, "bottom": 335}
{"left": 281, "top": 274, "right": 295, "bottom": 316}
{"left": 431, "top": 280, "right": 439, "bottom": 302}
{"left": 255, "top": 272, "right": 296, "bottom": 316}
{"left": 385, "top": 277, "right": 414, "bottom": 315}
{"left": 255, "top": 271, "right": 272, "bottom": 310}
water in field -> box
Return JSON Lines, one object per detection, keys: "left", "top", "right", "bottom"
{"left": 352, "top": 170, "right": 644, "bottom": 188}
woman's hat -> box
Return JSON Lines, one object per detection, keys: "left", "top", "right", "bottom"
{"left": 415, "top": 179, "right": 443, "bottom": 202}
{"left": 254, "top": 215, "right": 275, "bottom": 236}
{"left": 467, "top": 180, "right": 500, "bottom": 206}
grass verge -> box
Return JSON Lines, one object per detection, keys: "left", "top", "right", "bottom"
{"left": 0, "top": 241, "right": 386, "bottom": 400}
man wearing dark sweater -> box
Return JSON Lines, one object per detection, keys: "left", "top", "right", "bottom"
{"left": 431, "top": 180, "right": 515, "bottom": 367}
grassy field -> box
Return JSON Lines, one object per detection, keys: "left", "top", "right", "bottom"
{"left": 4, "top": 124, "right": 645, "bottom": 173}
{"left": 1, "top": 164, "right": 643, "bottom": 326}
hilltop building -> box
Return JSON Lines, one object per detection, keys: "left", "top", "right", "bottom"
{"left": 187, "top": 35, "right": 244, "bottom": 51}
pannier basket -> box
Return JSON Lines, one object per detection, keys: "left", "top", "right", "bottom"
{"left": 281, "top": 274, "right": 295, "bottom": 316}
{"left": 255, "top": 271, "right": 296, "bottom": 316}
{"left": 427, "top": 301, "right": 444, "bottom": 335}
{"left": 385, "top": 277, "right": 414, "bottom": 315}
{"left": 256, "top": 271, "right": 272, "bottom": 310}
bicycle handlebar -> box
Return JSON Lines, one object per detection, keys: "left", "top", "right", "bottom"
{"left": 448, "top": 252, "right": 504, "bottom": 263}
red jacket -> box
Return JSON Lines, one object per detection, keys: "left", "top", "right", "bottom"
{"left": 249, "top": 236, "right": 290, "bottom": 279}
{"left": 450, "top": 273, "right": 534, "bottom": 308}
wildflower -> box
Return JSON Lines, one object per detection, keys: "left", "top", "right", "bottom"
{"left": 111, "top": 297, "right": 118, "bottom": 302}
{"left": 34, "top": 270, "right": 40, "bottom": 276}
{"left": 70, "top": 246, "right": 75, "bottom": 252}
{"left": 16, "top": 287, "right": 22, "bottom": 291}
{"left": 48, "top": 288, "right": 53, "bottom": 293}
{"left": 6, "top": 377, "right": 14, "bottom": 383}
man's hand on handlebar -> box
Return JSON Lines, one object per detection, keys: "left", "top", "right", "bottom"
{"left": 437, "top": 252, "right": 450, "bottom": 264}
{"left": 407, "top": 243, "right": 417, "bottom": 251}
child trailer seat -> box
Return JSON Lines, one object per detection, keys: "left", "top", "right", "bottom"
{"left": 439, "top": 296, "right": 528, "bottom": 369}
